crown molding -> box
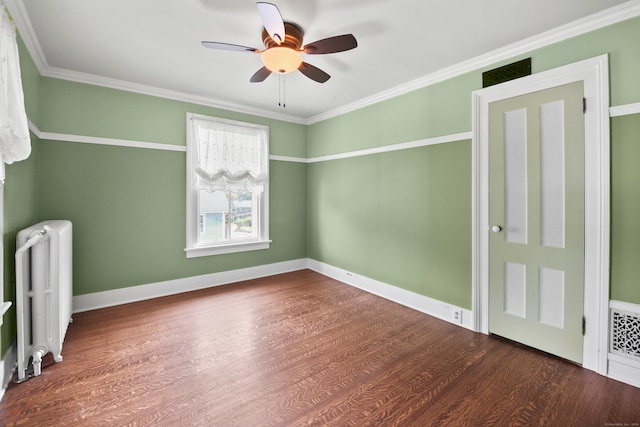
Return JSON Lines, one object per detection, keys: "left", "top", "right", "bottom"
{"left": 5, "top": 0, "right": 46, "bottom": 74}
{"left": 307, "top": 0, "right": 640, "bottom": 124}
{"left": 7, "top": 0, "right": 640, "bottom": 126}
{"left": 4, "top": 0, "right": 306, "bottom": 125}
{"left": 42, "top": 66, "right": 308, "bottom": 125}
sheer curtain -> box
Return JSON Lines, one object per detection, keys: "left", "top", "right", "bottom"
{"left": 0, "top": 8, "right": 31, "bottom": 183}
{"left": 191, "top": 117, "right": 268, "bottom": 192}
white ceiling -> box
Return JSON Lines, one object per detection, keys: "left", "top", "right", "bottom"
{"left": 7, "top": 0, "right": 634, "bottom": 123}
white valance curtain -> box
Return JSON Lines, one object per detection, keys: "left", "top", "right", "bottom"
{"left": 191, "top": 116, "right": 268, "bottom": 192}
{"left": 0, "top": 8, "right": 31, "bottom": 183}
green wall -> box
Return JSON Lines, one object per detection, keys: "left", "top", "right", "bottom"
{"left": 2, "top": 134, "right": 40, "bottom": 355}
{"left": 3, "top": 12, "right": 640, "bottom": 359}
{"left": 611, "top": 114, "right": 640, "bottom": 303}
{"left": 38, "top": 78, "right": 307, "bottom": 159}
{"left": 308, "top": 141, "right": 472, "bottom": 308}
{"left": 307, "top": 73, "right": 478, "bottom": 158}
{"left": 307, "top": 15, "right": 640, "bottom": 309}
{"left": 2, "top": 36, "right": 42, "bottom": 355}
{"left": 34, "top": 78, "right": 309, "bottom": 295}
{"left": 37, "top": 140, "right": 307, "bottom": 294}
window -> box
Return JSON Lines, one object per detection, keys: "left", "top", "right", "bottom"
{"left": 185, "top": 113, "right": 270, "bottom": 257}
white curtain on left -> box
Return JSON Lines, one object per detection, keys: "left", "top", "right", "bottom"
{"left": 0, "top": 8, "right": 31, "bottom": 183}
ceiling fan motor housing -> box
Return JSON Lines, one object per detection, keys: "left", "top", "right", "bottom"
{"left": 262, "top": 22, "right": 304, "bottom": 50}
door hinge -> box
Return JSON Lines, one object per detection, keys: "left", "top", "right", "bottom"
{"left": 582, "top": 315, "right": 586, "bottom": 336}
{"left": 583, "top": 97, "right": 587, "bottom": 113}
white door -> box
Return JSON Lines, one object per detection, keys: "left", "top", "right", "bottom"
{"left": 488, "top": 81, "right": 585, "bottom": 363}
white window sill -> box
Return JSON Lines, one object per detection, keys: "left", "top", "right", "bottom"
{"left": 185, "top": 240, "right": 271, "bottom": 258}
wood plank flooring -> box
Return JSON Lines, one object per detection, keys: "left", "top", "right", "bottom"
{"left": 1, "top": 269, "right": 638, "bottom": 426}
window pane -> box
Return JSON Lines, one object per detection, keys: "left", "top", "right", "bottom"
{"left": 198, "top": 189, "right": 257, "bottom": 244}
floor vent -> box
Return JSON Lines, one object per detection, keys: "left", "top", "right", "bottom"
{"left": 610, "top": 305, "right": 640, "bottom": 362}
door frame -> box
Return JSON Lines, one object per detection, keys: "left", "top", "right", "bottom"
{"left": 471, "top": 55, "right": 610, "bottom": 375}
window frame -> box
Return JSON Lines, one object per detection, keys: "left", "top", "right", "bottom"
{"left": 185, "top": 113, "right": 270, "bottom": 258}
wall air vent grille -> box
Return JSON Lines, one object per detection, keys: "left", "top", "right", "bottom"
{"left": 482, "top": 58, "right": 532, "bottom": 88}
{"left": 610, "top": 307, "right": 640, "bottom": 361}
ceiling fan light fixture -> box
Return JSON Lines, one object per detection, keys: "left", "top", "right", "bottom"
{"left": 261, "top": 47, "right": 302, "bottom": 74}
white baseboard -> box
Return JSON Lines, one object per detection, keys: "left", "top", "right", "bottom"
{"left": 69, "top": 258, "right": 638, "bottom": 391}
{"left": 307, "top": 259, "right": 474, "bottom": 330}
{"left": 73, "top": 258, "right": 308, "bottom": 313}
{"left": 608, "top": 354, "right": 640, "bottom": 388}
{"left": 0, "top": 341, "right": 17, "bottom": 402}
{"left": 73, "top": 257, "right": 475, "bottom": 331}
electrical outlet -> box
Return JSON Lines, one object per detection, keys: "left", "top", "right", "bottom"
{"left": 452, "top": 308, "right": 462, "bottom": 324}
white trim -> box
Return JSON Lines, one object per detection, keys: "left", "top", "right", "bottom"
{"left": 0, "top": 302, "right": 11, "bottom": 320}
{"left": 72, "top": 258, "right": 308, "bottom": 313}
{"left": 472, "top": 55, "right": 610, "bottom": 375}
{"left": 28, "top": 120, "right": 186, "bottom": 152}
{"left": 308, "top": 1, "right": 640, "bottom": 124}
{"left": 0, "top": 341, "right": 17, "bottom": 402}
{"left": 269, "top": 155, "right": 308, "bottom": 163}
{"left": 308, "top": 259, "right": 474, "bottom": 330}
{"left": 40, "top": 131, "right": 186, "bottom": 153}
{"left": 7, "top": 0, "right": 639, "bottom": 124}
{"left": 608, "top": 354, "right": 640, "bottom": 388}
{"left": 28, "top": 117, "right": 472, "bottom": 163}
{"left": 30, "top": 120, "right": 308, "bottom": 160}
{"left": 307, "top": 132, "right": 472, "bottom": 163}
{"left": 185, "top": 240, "right": 272, "bottom": 258}
{"left": 3, "top": 0, "right": 46, "bottom": 74}
{"left": 0, "top": 184, "right": 4, "bottom": 327}
{"left": 610, "top": 299, "right": 640, "bottom": 313}
{"left": 610, "top": 102, "right": 640, "bottom": 117}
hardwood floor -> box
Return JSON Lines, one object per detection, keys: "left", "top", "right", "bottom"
{"left": 1, "top": 269, "right": 638, "bottom": 426}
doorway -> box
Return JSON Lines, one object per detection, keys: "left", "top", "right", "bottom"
{"left": 472, "top": 55, "right": 610, "bottom": 374}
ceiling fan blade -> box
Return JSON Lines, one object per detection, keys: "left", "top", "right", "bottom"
{"left": 250, "top": 66, "right": 272, "bottom": 83}
{"left": 298, "top": 62, "right": 330, "bottom": 83}
{"left": 256, "top": 2, "right": 285, "bottom": 45}
{"left": 303, "top": 34, "right": 358, "bottom": 55}
{"left": 201, "top": 41, "right": 259, "bottom": 53}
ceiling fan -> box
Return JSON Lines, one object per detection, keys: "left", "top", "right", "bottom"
{"left": 201, "top": 2, "right": 358, "bottom": 84}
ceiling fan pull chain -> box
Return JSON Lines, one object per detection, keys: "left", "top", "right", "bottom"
{"left": 277, "top": 74, "right": 286, "bottom": 108}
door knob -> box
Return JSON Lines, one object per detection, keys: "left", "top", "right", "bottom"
{"left": 491, "top": 225, "right": 502, "bottom": 233}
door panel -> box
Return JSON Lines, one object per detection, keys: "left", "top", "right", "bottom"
{"left": 488, "top": 81, "right": 585, "bottom": 363}
{"left": 503, "top": 108, "right": 528, "bottom": 245}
